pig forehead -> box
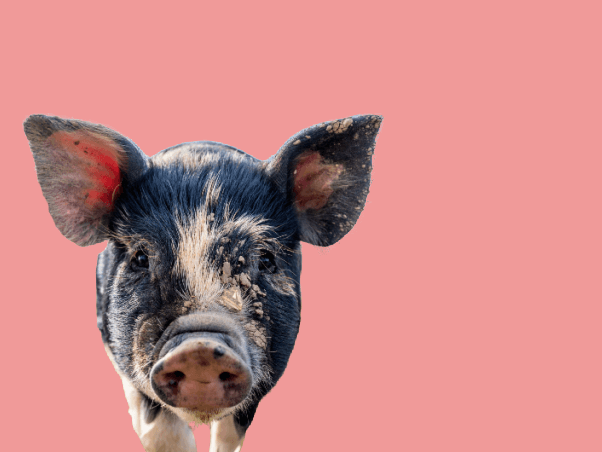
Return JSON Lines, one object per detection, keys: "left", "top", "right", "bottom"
{"left": 112, "top": 145, "right": 294, "bottom": 247}
{"left": 143, "top": 143, "right": 271, "bottom": 203}
{"left": 146, "top": 142, "right": 273, "bottom": 208}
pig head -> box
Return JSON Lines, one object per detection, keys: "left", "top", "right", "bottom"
{"left": 24, "top": 114, "right": 382, "bottom": 452}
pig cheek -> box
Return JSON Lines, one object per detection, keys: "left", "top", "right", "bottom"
{"left": 242, "top": 298, "right": 271, "bottom": 352}
{"left": 132, "top": 318, "right": 163, "bottom": 376}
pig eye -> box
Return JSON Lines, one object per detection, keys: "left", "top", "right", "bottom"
{"left": 131, "top": 250, "right": 149, "bottom": 270}
{"left": 259, "top": 250, "right": 276, "bottom": 273}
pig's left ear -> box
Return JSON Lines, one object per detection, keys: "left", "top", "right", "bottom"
{"left": 24, "top": 115, "right": 148, "bottom": 246}
{"left": 266, "top": 115, "right": 382, "bottom": 246}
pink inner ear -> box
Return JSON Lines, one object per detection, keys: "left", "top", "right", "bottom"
{"left": 51, "top": 130, "right": 123, "bottom": 210}
{"left": 293, "top": 152, "right": 343, "bottom": 211}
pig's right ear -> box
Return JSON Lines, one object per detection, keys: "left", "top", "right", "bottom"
{"left": 24, "top": 115, "right": 148, "bottom": 246}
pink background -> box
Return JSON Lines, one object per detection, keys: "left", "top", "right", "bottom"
{"left": 2, "top": 1, "right": 601, "bottom": 451}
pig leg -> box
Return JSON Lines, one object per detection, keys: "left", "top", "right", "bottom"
{"left": 120, "top": 375, "right": 197, "bottom": 452}
{"left": 210, "top": 415, "right": 245, "bottom": 452}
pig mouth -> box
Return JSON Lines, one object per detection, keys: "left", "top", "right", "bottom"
{"left": 148, "top": 314, "right": 253, "bottom": 414}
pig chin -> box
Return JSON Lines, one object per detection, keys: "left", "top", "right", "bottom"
{"left": 176, "top": 405, "right": 238, "bottom": 425}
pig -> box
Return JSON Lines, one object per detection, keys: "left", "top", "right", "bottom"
{"left": 24, "top": 113, "right": 382, "bottom": 452}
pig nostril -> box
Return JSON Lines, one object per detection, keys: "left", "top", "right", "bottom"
{"left": 219, "top": 372, "right": 233, "bottom": 381}
{"left": 166, "top": 370, "right": 186, "bottom": 387}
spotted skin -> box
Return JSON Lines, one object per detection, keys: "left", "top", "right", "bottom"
{"left": 25, "top": 114, "right": 382, "bottom": 451}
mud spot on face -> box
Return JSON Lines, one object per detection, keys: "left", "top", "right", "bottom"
{"left": 221, "top": 262, "right": 232, "bottom": 284}
{"left": 239, "top": 272, "right": 251, "bottom": 287}
{"left": 221, "top": 287, "right": 243, "bottom": 311}
{"left": 251, "top": 300, "right": 265, "bottom": 318}
{"left": 251, "top": 284, "right": 266, "bottom": 298}
{"left": 244, "top": 321, "right": 267, "bottom": 349}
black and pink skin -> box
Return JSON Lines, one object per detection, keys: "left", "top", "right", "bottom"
{"left": 24, "top": 114, "right": 382, "bottom": 452}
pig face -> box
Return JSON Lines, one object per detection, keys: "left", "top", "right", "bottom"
{"left": 25, "top": 114, "right": 381, "bottom": 451}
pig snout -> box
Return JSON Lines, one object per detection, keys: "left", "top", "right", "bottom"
{"left": 149, "top": 314, "right": 253, "bottom": 413}
{"left": 151, "top": 335, "right": 252, "bottom": 411}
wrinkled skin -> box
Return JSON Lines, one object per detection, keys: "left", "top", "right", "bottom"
{"left": 25, "top": 114, "right": 381, "bottom": 452}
